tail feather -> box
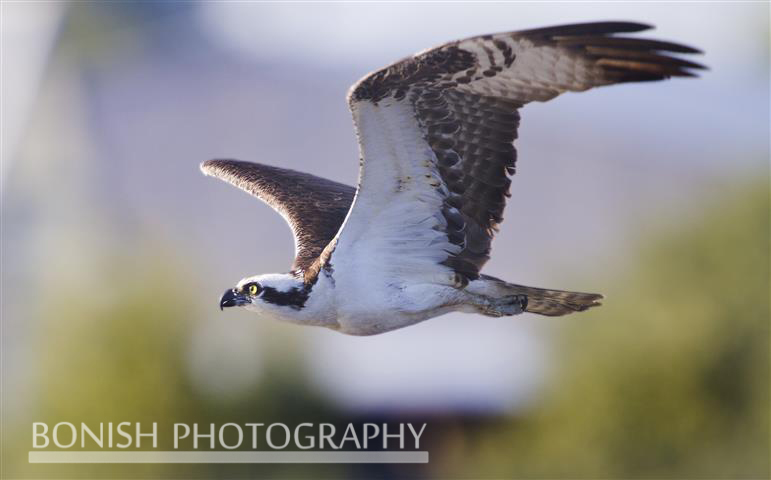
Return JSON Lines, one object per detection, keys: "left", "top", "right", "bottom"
{"left": 473, "top": 274, "right": 603, "bottom": 317}
{"left": 507, "top": 284, "right": 604, "bottom": 316}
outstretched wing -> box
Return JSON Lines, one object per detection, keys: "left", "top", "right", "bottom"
{"left": 336, "top": 21, "right": 704, "bottom": 286}
{"left": 201, "top": 160, "right": 355, "bottom": 276}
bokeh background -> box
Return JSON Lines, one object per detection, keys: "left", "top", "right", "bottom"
{"left": 2, "top": 2, "right": 768, "bottom": 479}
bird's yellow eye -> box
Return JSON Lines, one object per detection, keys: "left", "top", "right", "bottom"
{"left": 248, "top": 284, "right": 259, "bottom": 295}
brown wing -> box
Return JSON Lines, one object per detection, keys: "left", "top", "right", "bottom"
{"left": 201, "top": 160, "right": 355, "bottom": 274}
{"left": 348, "top": 21, "right": 704, "bottom": 283}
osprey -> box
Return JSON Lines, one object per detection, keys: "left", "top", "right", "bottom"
{"left": 202, "top": 22, "right": 703, "bottom": 335}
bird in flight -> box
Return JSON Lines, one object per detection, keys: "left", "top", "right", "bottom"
{"left": 202, "top": 21, "right": 703, "bottom": 335}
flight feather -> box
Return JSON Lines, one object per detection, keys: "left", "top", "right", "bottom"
{"left": 343, "top": 21, "right": 704, "bottom": 284}
{"left": 200, "top": 160, "right": 355, "bottom": 274}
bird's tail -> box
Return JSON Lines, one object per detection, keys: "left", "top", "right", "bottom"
{"left": 507, "top": 283, "right": 603, "bottom": 316}
{"left": 472, "top": 275, "right": 603, "bottom": 317}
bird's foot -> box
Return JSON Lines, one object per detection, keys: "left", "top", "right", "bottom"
{"left": 476, "top": 294, "right": 528, "bottom": 317}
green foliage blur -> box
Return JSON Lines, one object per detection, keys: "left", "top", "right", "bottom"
{"left": 5, "top": 180, "right": 768, "bottom": 479}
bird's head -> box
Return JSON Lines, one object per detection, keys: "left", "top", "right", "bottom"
{"left": 219, "top": 280, "right": 260, "bottom": 310}
{"left": 219, "top": 273, "right": 308, "bottom": 314}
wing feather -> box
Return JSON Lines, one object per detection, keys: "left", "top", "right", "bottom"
{"left": 200, "top": 160, "right": 355, "bottom": 277}
{"left": 342, "top": 22, "right": 703, "bottom": 284}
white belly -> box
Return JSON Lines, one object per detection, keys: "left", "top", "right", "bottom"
{"left": 325, "top": 261, "right": 466, "bottom": 335}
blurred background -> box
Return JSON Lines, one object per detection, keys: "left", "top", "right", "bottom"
{"left": 2, "top": 2, "right": 768, "bottom": 478}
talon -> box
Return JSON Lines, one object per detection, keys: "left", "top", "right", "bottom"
{"left": 518, "top": 295, "right": 528, "bottom": 311}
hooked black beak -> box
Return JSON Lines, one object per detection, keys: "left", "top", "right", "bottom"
{"left": 219, "top": 288, "right": 249, "bottom": 310}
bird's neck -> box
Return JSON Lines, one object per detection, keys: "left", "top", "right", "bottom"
{"left": 255, "top": 272, "right": 338, "bottom": 329}
{"left": 261, "top": 285, "right": 310, "bottom": 310}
